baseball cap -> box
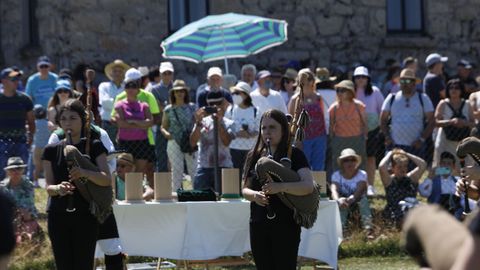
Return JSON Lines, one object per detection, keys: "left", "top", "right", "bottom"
{"left": 55, "top": 79, "right": 73, "bottom": 91}
{"left": 457, "top": 59, "right": 473, "bottom": 69}
{"left": 0, "top": 68, "right": 20, "bottom": 80}
{"left": 425, "top": 53, "right": 448, "bottom": 67}
{"left": 353, "top": 66, "right": 370, "bottom": 77}
{"left": 256, "top": 70, "right": 271, "bottom": 80}
{"left": 37, "top": 55, "right": 51, "bottom": 67}
{"left": 123, "top": 68, "right": 142, "bottom": 84}
{"left": 159, "top": 62, "right": 174, "bottom": 73}
{"left": 207, "top": 67, "right": 223, "bottom": 78}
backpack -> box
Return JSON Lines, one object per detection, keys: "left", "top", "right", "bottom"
{"left": 387, "top": 92, "right": 425, "bottom": 127}
{"left": 443, "top": 100, "right": 471, "bottom": 141}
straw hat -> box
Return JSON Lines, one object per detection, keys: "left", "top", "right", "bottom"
{"left": 334, "top": 80, "right": 355, "bottom": 95}
{"left": 104, "top": 59, "right": 130, "bottom": 81}
{"left": 3, "top": 157, "right": 27, "bottom": 171}
{"left": 117, "top": 153, "right": 135, "bottom": 165}
{"left": 283, "top": 68, "right": 298, "bottom": 80}
{"left": 337, "top": 148, "right": 361, "bottom": 167}
{"left": 171, "top": 79, "right": 190, "bottom": 91}
{"left": 399, "top": 68, "right": 417, "bottom": 80}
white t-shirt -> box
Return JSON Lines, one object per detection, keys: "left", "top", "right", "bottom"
{"left": 225, "top": 105, "right": 259, "bottom": 150}
{"left": 331, "top": 169, "right": 367, "bottom": 197}
{"left": 250, "top": 88, "right": 288, "bottom": 116}
{"left": 98, "top": 81, "right": 124, "bottom": 121}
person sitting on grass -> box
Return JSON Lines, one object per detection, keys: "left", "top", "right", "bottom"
{"left": 418, "top": 151, "right": 476, "bottom": 219}
{"left": 330, "top": 148, "right": 373, "bottom": 238}
{"left": 114, "top": 153, "right": 154, "bottom": 201}
{"left": 0, "top": 157, "right": 40, "bottom": 244}
{"left": 379, "top": 148, "right": 426, "bottom": 227}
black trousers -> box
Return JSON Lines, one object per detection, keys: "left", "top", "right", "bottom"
{"left": 48, "top": 211, "right": 99, "bottom": 270}
{"left": 250, "top": 221, "right": 301, "bottom": 270}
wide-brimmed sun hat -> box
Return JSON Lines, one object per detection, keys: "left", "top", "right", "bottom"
{"left": 104, "top": 59, "right": 130, "bottom": 81}
{"left": 3, "top": 157, "right": 27, "bottom": 171}
{"left": 337, "top": 148, "right": 361, "bottom": 166}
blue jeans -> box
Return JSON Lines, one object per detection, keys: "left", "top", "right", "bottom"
{"left": 302, "top": 135, "right": 327, "bottom": 171}
{"left": 193, "top": 167, "right": 224, "bottom": 192}
{"left": 0, "top": 138, "right": 28, "bottom": 179}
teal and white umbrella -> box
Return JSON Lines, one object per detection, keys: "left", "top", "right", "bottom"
{"left": 161, "top": 13, "right": 288, "bottom": 74}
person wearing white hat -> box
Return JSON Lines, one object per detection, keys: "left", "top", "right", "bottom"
{"left": 225, "top": 81, "right": 260, "bottom": 180}
{"left": 353, "top": 66, "right": 385, "bottom": 196}
{"left": 424, "top": 53, "right": 448, "bottom": 108}
{"left": 151, "top": 61, "right": 175, "bottom": 173}
{"left": 195, "top": 66, "right": 233, "bottom": 108}
{"left": 111, "top": 68, "right": 161, "bottom": 187}
{"left": 330, "top": 148, "right": 373, "bottom": 237}
{"left": 98, "top": 59, "right": 131, "bottom": 145}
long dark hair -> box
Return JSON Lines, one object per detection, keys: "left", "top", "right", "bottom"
{"left": 242, "top": 109, "right": 290, "bottom": 181}
{"left": 169, "top": 89, "right": 190, "bottom": 104}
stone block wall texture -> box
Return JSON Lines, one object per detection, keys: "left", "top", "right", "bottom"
{"left": 1, "top": 0, "right": 480, "bottom": 87}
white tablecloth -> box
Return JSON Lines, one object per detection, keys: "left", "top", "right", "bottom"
{"left": 111, "top": 200, "right": 342, "bottom": 268}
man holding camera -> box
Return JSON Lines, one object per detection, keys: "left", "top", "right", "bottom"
{"left": 190, "top": 91, "right": 234, "bottom": 192}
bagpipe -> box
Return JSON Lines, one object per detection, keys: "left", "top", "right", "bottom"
{"left": 254, "top": 71, "right": 320, "bottom": 229}
{"left": 64, "top": 79, "right": 113, "bottom": 224}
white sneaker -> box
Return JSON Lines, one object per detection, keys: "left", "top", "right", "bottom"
{"left": 367, "top": 185, "right": 376, "bottom": 196}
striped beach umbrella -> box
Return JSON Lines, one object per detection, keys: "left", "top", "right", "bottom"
{"left": 161, "top": 13, "right": 288, "bottom": 74}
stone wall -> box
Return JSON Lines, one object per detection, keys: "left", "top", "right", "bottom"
{"left": 1, "top": 0, "right": 480, "bottom": 87}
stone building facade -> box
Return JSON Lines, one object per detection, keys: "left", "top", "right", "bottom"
{"left": 1, "top": 0, "right": 479, "bottom": 87}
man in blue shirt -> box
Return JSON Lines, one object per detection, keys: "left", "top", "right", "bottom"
{"left": 25, "top": 56, "right": 58, "bottom": 108}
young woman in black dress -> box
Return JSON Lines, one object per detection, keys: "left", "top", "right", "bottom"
{"left": 242, "top": 109, "right": 314, "bottom": 269}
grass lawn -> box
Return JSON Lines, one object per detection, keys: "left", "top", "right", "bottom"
{"left": 9, "top": 173, "right": 420, "bottom": 269}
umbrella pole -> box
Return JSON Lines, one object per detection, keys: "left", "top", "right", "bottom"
{"left": 224, "top": 58, "right": 229, "bottom": 74}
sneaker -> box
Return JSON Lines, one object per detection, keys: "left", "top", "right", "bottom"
{"left": 367, "top": 185, "right": 376, "bottom": 196}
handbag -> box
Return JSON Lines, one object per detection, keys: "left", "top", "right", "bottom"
{"left": 173, "top": 107, "right": 198, "bottom": 153}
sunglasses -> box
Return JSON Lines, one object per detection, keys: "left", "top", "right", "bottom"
{"left": 9, "top": 76, "right": 19, "bottom": 82}
{"left": 355, "top": 75, "right": 368, "bottom": 79}
{"left": 342, "top": 158, "right": 357, "bottom": 163}
{"left": 286, "top": 79, "right": 295, "bottom": 84}
{"left": 39, "top": 65, "right": 49, "bottom": 69}
{"left": 336, "top": 88, "right": 350, "bottom": 94}
{"left": 57, "top": 89, "right": 70, "bottom": 94}
{"left": 125, "top": 82, "right": 139, "bottom": 89}
{"left": 8, "top": 167, "right": 24, "bottom": 171}
{"left": 162, "top": 71, "right": 173, "bottom": 75}
{"left": 400, "top": 79, "right": 414, "bottom": 84}
{"left": 116, "top": 163, "right": 131, "bottom": 169}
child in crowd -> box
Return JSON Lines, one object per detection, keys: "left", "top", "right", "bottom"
{"left": 114, "top": 153, "right": 153, "bottom": 201}
{"left": 419, "top": 151, "right": 476, "bottom": 219}
{"left": 330, "top": 148, "right": 373, "bottom": 238}
{"left": 379, "top": 148, "right": 426, "bottom": 227}
{"left": 32, "top": 104, "right": 50, "bottom": 187}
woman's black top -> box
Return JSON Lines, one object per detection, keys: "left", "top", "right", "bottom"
{"left": 42, "top": 138, "right": 107, "bottom": 214}
{"left": 247, "top": 147, "right": 310, "bottom": 224}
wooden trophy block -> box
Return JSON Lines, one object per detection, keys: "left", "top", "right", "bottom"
{"left": 154, "top": 172, "right": 173, "bottom": 202}
{"left": 221, "top": 168, "right": 241, "bottom": 200}
{"left": 125, "top": 172, "right": 144, "bottom": 203}
{"left": 312, "top": 171, "right": 328, "bottom": 198}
